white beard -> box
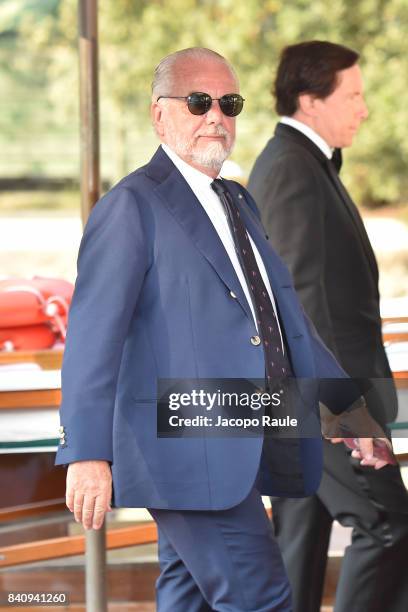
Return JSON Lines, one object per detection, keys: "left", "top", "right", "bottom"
{"left": 165, "top": 126, "right": 233, "bottom": 172}
{"left": 189, "top": 140, "right": 232, "bottom": 171}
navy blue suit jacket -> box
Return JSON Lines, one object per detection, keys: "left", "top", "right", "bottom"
{"left": 55, "top": 147, "right": 347, "bottom": 509}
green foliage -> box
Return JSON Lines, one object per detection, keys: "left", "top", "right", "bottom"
{"left": 0, "top": 0, "right": 60, "bottom": 33}
{"left": 1, "top": 0, "right": 408, "bottom": 205}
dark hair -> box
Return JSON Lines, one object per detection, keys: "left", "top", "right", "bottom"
{"left": 274, "top": 41, "right": 359, "bottom": 116}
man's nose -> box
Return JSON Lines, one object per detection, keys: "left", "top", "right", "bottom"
{"left": 360, "top": 98, "right": 369, "bottom": 120}
{"left": 205, "top": 100, "right": 223, "bottom": 124}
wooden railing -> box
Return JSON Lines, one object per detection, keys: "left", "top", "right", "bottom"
{"left": 0, "top": 388, "right": 61, "bottom": 410}
{"left": 0, "top": 523, "right": 158, "bottom": 569}
{"left": 382, "top": 315, "right": 408, "bottom": 343}
{"left": 0, "top": 499, "right": 66, "bottom": 523}
{"left": 0, "top": 348, "right": 63, "bottom": 370}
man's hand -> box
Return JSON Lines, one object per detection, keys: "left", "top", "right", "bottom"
{"left": 66, "top": 460, "right": 112, "bottom": 530}
{"left": 348, "top": 437, "right": 395, "bottom": 469}
{"left": 329, "top": 437, "right": 395, "bottom": 469}
{"left": 319, "top": 399, "right": 396, "bottom": 469}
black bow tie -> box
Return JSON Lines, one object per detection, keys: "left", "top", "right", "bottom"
{"left": 331, "top": 148, "right": 342, "bottom": 173}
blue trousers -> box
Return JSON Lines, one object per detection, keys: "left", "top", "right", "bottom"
{"left": 149, "top": 483, "right": 292, "bottom": 611}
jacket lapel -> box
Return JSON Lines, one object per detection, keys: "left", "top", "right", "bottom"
{"left": 276, "top": 124, "right": 379, "bottom": 283}
{"left": 146, "top": 147, "right": 254, "bottom": 324}
{"left": 323, "top": 159, "right": 379, "bottom": 282}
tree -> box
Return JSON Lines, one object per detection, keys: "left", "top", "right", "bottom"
{"left": 5, "top": 0, "right": 408, "bottom": 204}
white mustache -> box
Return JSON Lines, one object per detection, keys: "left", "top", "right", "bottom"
{"left": 198, "top": 127, "right": 228, "bottom": 138}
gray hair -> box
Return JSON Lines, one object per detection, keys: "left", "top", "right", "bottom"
{"left": 151, "top": 47, "right": 238, "bottom": 100}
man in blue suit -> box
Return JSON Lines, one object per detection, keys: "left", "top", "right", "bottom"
{"left": 56, "top": 48, "right": 390, "bottom": 611}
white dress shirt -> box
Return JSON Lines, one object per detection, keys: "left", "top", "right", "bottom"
{"left": 161, "top": 144, "right": 284, "bottom": 349}
{"left": 280, "top": 116, "right": 332, "bottom": 159}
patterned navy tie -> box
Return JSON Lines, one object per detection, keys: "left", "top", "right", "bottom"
{"left": 211, "top": 178, "right": 293, "bottom": 388}
{"left": 211, "top": 180, "right": 305, "bottom": 493}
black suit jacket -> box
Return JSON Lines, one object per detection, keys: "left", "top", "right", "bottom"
{"left": 248, "top": 123, "right": 397, "bottom": 425}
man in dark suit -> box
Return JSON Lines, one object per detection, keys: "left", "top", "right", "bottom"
{"left": 248, "top": 40, "right": 408, "bottom": 612}
{"left": 56, "top": 47, "right": 391, "bottom": 612}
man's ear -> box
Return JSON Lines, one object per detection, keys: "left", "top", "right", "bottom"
{"left": 151, "top": 102, "right": 165, "bottom": 137}
{"left": 297, "top": 93, "right": 318, "bottom": 117}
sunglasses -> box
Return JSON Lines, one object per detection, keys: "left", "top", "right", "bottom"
{"left": 157, "top": 92, "right": 245, "bottom": 117}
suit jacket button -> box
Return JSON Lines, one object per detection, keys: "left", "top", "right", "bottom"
{"left": 251, "top": 335, "right": 261, "bottom": 346}
{"left": 230, "top": 290, "right": 237, "bottom": 299}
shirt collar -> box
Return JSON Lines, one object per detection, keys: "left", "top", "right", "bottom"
{"left": 161, "top": 144, "right": 217, "bottom": 190}
{"left": 280, "top": 116, "right": 333, "bottom": 159}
